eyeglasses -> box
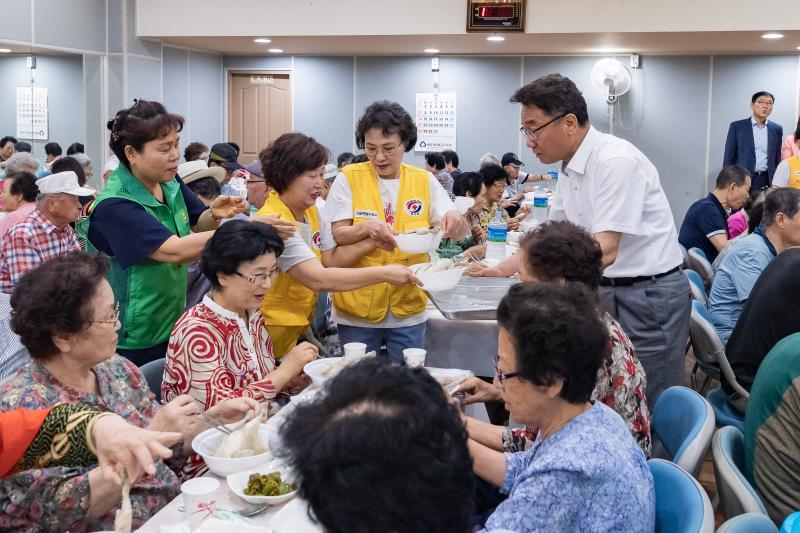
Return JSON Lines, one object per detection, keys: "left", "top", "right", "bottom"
{"left": 246, "top": 179, "right": 267, "bottom": 185}
{"left": 235, "top": 269, "right": 280, "bottom": 285}
{"left": 93, "top": 302, "right": 120, "bottom": 325}
{"left": 364, "top": 142, "right": 403, "bottom": 159}
{"left": 493, "top": 355, "right": 521, "bottom": 384}
{"left": 520, "top": 113, "right": 567, "bottom": 141}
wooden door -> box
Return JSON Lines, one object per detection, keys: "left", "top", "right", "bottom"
{"left": 227, "top": 72, "right": 292, "bottom": 164}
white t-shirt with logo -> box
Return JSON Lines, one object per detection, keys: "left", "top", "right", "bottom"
{"left": 322, "top": 170, "right": 456, "bottom": 328}
{"left": 276, "top": 218, "right": 319, "bottom": 273}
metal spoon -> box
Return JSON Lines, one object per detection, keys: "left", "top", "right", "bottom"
{"left": 177, "top": 503, "right": 269, "bottom": 517}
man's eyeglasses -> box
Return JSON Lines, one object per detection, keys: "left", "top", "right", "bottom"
{"left": 520, "top": 113, "right": 567, "bottom": 141}
{"left": 235, "top": 269, "right": 279, "bottom": 285}
{"left": 364, "top": 142, "right": 403, "bottom": 158}
{"left": 93, "top": 302, "right": 120, "bottom": 325}
{"left": 493, "top": 355, "right": 521, "bottom": 384}
{"left": 246, "top": 179, "right": 267, "bottom": 185}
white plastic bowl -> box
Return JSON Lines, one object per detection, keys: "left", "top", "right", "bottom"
{"left": 411, "top": 263, "right": 466, "bottom": 292}
{"left": 394, "top": 231, "right": 443, "bottom": 254}
{"left": 453, "top": 196, "right": 475, "bottom": 214}
{"left": 226, "top": 458, "right": 298, "bottom": 505}
{"left": 193, "top": 424, "right": 273, "bottom": 477}
{"left": 303, "top": 357, "right": 341, "bottom": 387}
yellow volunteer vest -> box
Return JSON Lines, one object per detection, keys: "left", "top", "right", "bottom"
{"left": 332, "top": 162, "right": 430, "bottom": 322}
{"left": 787, "top": 157, "right": 800, "bottom": 189}
{"left": 258, "top": 190, "right": 321, "bottom": 326}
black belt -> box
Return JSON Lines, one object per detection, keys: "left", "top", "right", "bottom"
{"left": 753, "top": 171, "right": 768, "bottom": 177}
{"left": 599, "top": 266, "right": 681, "bottom": 287}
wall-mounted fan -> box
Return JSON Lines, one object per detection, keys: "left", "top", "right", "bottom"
{"left": 590, "top": 58, "right": 632, "bottom": 104}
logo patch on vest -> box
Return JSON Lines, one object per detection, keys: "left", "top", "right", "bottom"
{"left": 354, "top": 209, "right": 379, "bottom": 219}
{"left": 312, "top": 231, "right": 322, "bottom": 248}
{"left": 404, "top": 199, "right": 424, "bottom": 216}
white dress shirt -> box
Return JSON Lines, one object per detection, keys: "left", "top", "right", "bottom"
{"left": 548, "top": 127, "right": 683, "bottom": 278}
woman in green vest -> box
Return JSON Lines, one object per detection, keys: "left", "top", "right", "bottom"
{"left": 85, "top": 100, "right": 286, "bottom": 366}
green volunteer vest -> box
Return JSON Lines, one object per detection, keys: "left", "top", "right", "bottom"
{"left": 86, "top": 165, "right": 191, "bottom": 350}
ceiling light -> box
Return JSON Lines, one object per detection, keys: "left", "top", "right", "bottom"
{"left": 0, "top": 48, "right": 11, "bottom": 53}
{"left": 486, "top": 35, "right": 505, "bottom": 42}
{"left": 762, "top": 33, "right": 784, "bottom": 39}
{"left": 424, "top": 48, "right": 439, "bottom": 54}
{"left": 592, "top": 47, "right": 626, "bottom": 54}
{"left": 254, "top": 38, "right": 272, "bottom": 44}
{"left": 796, "top": 46, "right": 800, "bottom": 50}
{"left": 268, "top": 48, "right": 284, "bottom": 53}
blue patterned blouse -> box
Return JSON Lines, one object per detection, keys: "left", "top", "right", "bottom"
{"left": 483, "top": 401, "right": 655, "bottom": 533}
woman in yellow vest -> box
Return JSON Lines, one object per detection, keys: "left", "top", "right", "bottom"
{"left": 774, "top": 124, "right": 800, "bottom": 189}
{"left": 257, "top": 132, "right": 420, "bottom": 358}
{"left": 323, "top": 100, "right": 468, "bottom": 363}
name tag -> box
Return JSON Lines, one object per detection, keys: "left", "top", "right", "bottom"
{"left": 355, "top": 209, "right": 379, "bottom": 219}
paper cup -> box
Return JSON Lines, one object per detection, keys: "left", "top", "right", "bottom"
{"left": 343, "top": 342, "right": 367, "bottom": 357}
{"left": 403, "top": 348, "right": 427, "bottom": 368}
{"left": 181, "top": 477, "right": 219, "bottom": 530}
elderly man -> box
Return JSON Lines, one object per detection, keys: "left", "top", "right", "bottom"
{"left": 709, "top": 188, "right": 800, "bottom": 343}
{"left": 511, "top": 73, "right": 690, "bottom": 405}
{"left": 0, "top": 171, "right": 94, "bottom": 293}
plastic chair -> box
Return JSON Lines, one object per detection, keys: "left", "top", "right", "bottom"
{"left": 140, "top": 357, "right": 166, "bottom": 403}
{"left": 652, "top": 386, "right": 716, "bottom": 478}
{"left": 649, "top": 458, "right": 715, "bottom": 533}
{"left": 685, "top": 269, "right": 709, "bottom": 307}
{"left": 688, "top": 247, "right": 715, "bottom": 290}
{"left": 717, "top": 513, "right": 778, "bottom": 533}
{"left": 712, "top": 426, "right": 769, "bottom": 521}
{"left": 680, "top": 243, "right": 692, "bottom": 269}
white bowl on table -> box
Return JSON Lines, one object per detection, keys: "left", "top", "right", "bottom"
{"left": 192, "top": 424, "right": 273, "bottom": 477}
{"left": 394, "top": 231, "right": 443, "bottom": 254}
{"left": 226, "top": 458, "right": 298, "bottom": 506}
{"left": 303, "top": 357, "right": 340, "bottom": 387}
{"left": 411, "top": 263, "right": 466, "bottom": 292}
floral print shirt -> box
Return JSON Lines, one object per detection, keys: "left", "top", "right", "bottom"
{"left": 505, "top": 314, "right": 651, "bottom": 457}
{"left": 484, "top": 402, "right": 655, "bottom": 533}
{"left": 0, "top": 356, "right": 184, "bottom": 532}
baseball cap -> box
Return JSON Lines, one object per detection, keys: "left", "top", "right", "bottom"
{"left": 209, "top": 143, "right": 243, "bottom": 171}
{"left": 178, "top": 159, "right": 226, "bottom": 185}
{"left": 323, "top": 163, "right": 339, "bottom": 181}
{"left": 244, "top": 160, "right": 264, "bottom": 178}
{"left": 37, "top": 171, "right": 96, "bottom": 196}
{"left": 501, "top": 153, "right": 524, "bottom": 167}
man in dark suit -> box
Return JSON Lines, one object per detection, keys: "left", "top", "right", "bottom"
{"left": 723, "top": 91, "right": 783, "bottom": 191}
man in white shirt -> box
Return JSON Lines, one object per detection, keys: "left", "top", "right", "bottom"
{"left": 511, "top": 74, "right": 691, "bottom": 405}
{"left": 324, "top": 100, "right": 467, "bottom": 363}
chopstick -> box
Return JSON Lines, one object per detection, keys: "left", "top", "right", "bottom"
{"left": 200, "top": 410, "right": 233, "bottom": 435}
{"left": 464, "top": 250, "right": 487, "bottom": 268}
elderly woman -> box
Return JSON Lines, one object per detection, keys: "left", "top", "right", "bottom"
{"left": 460, "top": 220, "right": 651, "bottom": 455}
{"left": 471, "top": 282, "right": 655, "bottom": 532}
{"left": 70, "top": 153, "right": 94, "bottom": 184}
{"left": 257, "top": 132, "right": 420, "bottom": 358}
{"left": 437, "top": 171, "right": 487, "bottom": 260}
{"left": 0, "top": 171, "right": 38, "bottom": 237}
{"left": 0, "top": 152, "right": 38, "bottom": 211}
{"left": 0, "top": 252, "right": 257, "bottom": 531}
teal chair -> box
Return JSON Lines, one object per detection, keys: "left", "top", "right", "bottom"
{"left": 649, "top": 458, "right": 715, "bottom": 533}
{"left": 712, "top": 426, "right": 769, "bottom": 521}
{"left": 685, "top": 269, "right": 708, "bottom": 307}
{"left": 688, "top": 247, "right": 715, "bottom": 289}
{"left": 717, "top": 513, "right": 778, "bottom": 533}
{"left": 652, "top": 386, "right": 715, "bottom": 478}
{"left": 140, "top": 357, "right": 166, "bottom": 403}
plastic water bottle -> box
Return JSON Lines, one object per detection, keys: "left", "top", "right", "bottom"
{"left": 532, "top": 186, "right": 549, "bottom": 222}
{"left": 485, "top": 212, "right": 508, "bottom": 265}
{"left": 548, "top": 167, "right": 558, "bottom": 182}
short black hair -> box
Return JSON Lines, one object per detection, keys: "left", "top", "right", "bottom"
{"left": 11, "top": 252, "right": 108, "bottom": 361}
{"left": 511, "top": 74, "right": 590, "bottom": 126}
{"left": 51, "top": 156, "right": 88, "bottom": 186}
{"left": 441, "top": 149, "right": 459, "bottom": 168}
{"left": 0, "top": 136, "right": 17, "bottom": 148}
{"left": 763, "top": 187, "right": 800, "bottom": 227}
{"left": 453, "top": 171, "right": 483, "bottom": 198}
{"left": 746, "top": 189, "right": 768, "bottom": 233}
{"left": 497, "top": 282, "right": 609, "bottom": 404}
{"left": 751, "top": 91, "right": 775, "bottom": 104}
{"left": 108, "top": 100, "right": 184, "bottom": 170}
{"left": 186, "top": 176, "right": 221, "bottom": 202}
{"left": 7, "top": 171, "right": 39, "bottom": 202}
{"left": 425, "top": 151, "right": 446, "bottom": 171}
{"left": 14, "top": 141, "right": 31, "bottom": 153}
{"left": 200, "top": 219, "right": 284, "bottom": 289}
{"left": 259, "top": 132, "right": 329, "bottom": 194}
{"left": 278, "top": 358, "right": 474, "bottom": 533}
{"left": 480, "top": 163, "right": 507, "bottom": 188}
{"left": 66, "top": 142, "right": 84, "bottom": 155}
{"left": 352, "top": 153, "right": 369, "bottom": 164}
{"left": 520, "top": 221, "right": 603, "bottom": 291}
{"left": 355, "top": 100, "right": 417, "bottom": 153}
{"left": 183, "top": 142, "right": 208, "bottom": 162}
{"left": 795, "top": 116, "right": 800, "bottom": 140}
{"left": 715, "top": 165, "right": 750, "bottom": 189}
{"left": 337, "top": 152, "right": 355, "bottom": 167}
{"left": 44, "top": 142, "right": 62, "bottom": 157}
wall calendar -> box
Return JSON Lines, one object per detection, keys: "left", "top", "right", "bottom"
{"left": 415, "top": 92, "right": 456, "bottom": 152}
{"left": 16, "top": 86, "right": 49, "bottom": 140}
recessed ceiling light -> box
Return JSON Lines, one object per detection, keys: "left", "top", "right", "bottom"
{"left": 592, "top": 47, "right": 626, "bottom": 54}
{"left": 0, "top": 48, "right": 11, "bottom": 53}
{"left": 487, "top": 35, "right": 505, "bottom": 42}
{"left": 796, "top": 45, "right": 800, "bottom": 50}
{"left": 268, "top": 48, "right": 284, "bottom": 53}
{"left": 254, "top": 38, "right": 272, "bottom": 44}
{"left": 424, "top": 48, "right": 439, "bottom": 54}
{"left": 762, "top": 33, "right": 784, "bottom": 39}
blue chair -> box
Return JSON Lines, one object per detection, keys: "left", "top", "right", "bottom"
{"left": 717, "top": 513, "right": 778, "bottom": 533}
{"left": 140, "top": 357, "right": 166, "bottom": 403}
{"left": 688, "top": 247, "right": 715, "bottom": 290}
{"left": 680, "top": 243, "right": 692, "bottom": 269}
{"left": 649, "top": 458, "right": 715, "bottom": 533}
{"left": 685, "top": 269, "right": 708, "bottom": 307}
{"left": 712, "top": 426, "right": 769, "bottom": 521}
{"left": 652, "top": 386, "right": 715, "bottom": 478}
